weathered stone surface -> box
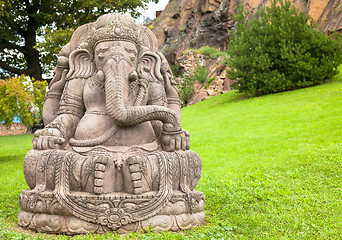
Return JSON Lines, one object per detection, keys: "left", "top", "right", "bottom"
{"left": 19, "top": 13, "right": 204, "bottom": 235}
{"left": 317, "top": 0, "right": 342, "bottom": 34}
{"left": 150, "top": 0, "right": 232, "bottom": 64}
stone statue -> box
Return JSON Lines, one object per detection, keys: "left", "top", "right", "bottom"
{"left": 18, "top": 13, "right": 205, "bottom": 235}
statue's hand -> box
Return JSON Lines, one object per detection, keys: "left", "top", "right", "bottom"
{"left": 161, "top": 129, "right": 190, "bottom": 152}
{"left": 32, "top": 128, "right": 65, "bottom": 150}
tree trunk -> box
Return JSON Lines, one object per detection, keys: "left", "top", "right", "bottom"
{"left": 24, "top": 3, "right": 43, "bottom": 81}
{"left": 26, "top": 48, "right": 42, "bottom": 81}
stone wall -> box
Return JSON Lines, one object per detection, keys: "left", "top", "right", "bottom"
{"left": 0, "top": 123, "right": 27, "bottom": 136}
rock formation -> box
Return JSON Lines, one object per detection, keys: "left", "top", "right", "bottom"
{"left": 316, "top": 0, "right": 342, "bottom": 34}
{"left": 150, "top": 0, "right": 233, "bottom": 64}
{"left": 150, "top": 0, "right": 342, "bottom": 65}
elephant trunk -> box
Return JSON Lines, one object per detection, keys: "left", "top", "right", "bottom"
{"left": 103, "top": 61, "right": 181, "bottom": 131}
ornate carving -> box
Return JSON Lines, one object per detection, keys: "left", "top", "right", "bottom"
{"left": 19, "top": 12, "right": 204, "bottom": 235}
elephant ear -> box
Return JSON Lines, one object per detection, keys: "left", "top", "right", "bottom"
{"left": 141, "top": 27, "right": 158, "bottom": 52}
{"left": 137, "top": 51, "right": 163, "bottom": 82}
{"left": 67, "top": 49, "right": 93, "bottom": 79}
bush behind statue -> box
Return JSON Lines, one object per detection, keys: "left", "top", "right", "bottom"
{"left": 0, "top": 76, "right": 47, "bottom": 128}
{"left": 227, "top": 0, "right": 342, "bottom": 97}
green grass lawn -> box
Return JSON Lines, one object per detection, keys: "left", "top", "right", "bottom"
{"left": 0, "top": 67, "right": 342, "bottom": 239}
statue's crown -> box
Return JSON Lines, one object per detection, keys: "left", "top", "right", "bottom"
{"left": 88, "top": 13, "right": 143, "bottom": 50}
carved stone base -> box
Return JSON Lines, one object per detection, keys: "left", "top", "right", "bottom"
{"left": 18, "top": 190, "right": 205, "bottom": 235}
{"left": 18, "top": 211, "right": 205, "bottom": 235}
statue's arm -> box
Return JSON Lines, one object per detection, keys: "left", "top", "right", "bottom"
{"left": 33, "top": 77, "right": 85, "bottom": 150}
{"left": 43, "top": 44, "right": 71, "bottom": 125}
{"left": 160, "top": 73, "right": 190, "bottom": 151}
{"left": 43, "top": 69, "right": 68, "bottom": 125}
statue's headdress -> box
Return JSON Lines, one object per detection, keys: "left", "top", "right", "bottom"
{"left": 88, "top": 13, "right": 144, "bottom": 51}
{"left": 64, "top": 13, "right": 158, "bottom": 58}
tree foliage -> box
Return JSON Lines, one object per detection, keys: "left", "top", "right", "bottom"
{"left": 0, "top": 0, "right": 158, "bottom": 80}
{"left": 227, "top": 0, "right": 342, "bottom": 97}
{"left": 0, "top": 75, "right": 47, "bottom": 128}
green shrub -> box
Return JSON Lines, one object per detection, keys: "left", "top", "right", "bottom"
{"left": 195, "top": 46, "right": 228, "bottom": 59}
{"left": 193, "top": 64, "right": 209, "bottom": 83}
{"left": 171, "top": 63, "right": 195, "bottom": 107}
{"left": 171, "top": 64, "right": 183, "bottom": 78}
{"left": 0, "top": 75, "right": 47, "bottom": 128}
{"left": 227, "top": 0, "right": 342, "bottom": 97}
{"left": 176, "top": 65, "right": 209, "bottom": 106}
{"left": 177, "top": 76, "right": 195, "bottom": 107}
{"left": 205, "top": 76, "right": 216, "bottom": 89}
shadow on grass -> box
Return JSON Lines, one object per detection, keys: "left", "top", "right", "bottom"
{"left": 0, "top": 155, "right": 24, "bottom": 164}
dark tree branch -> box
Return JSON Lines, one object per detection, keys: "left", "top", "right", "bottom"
{"left": 0, "top": 38, "right": 28, "bottom": 55}
{"left": 17, "top": 27, "right": 27, "bottom": 38}
{"left": 24, "top": 0, "right": 31, "bottom": 12}
{"left": 0, "top": 60, "right": 27, "bottom": 76}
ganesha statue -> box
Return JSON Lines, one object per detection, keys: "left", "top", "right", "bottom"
{"left": 18, "top": 13, "right": 204, "bottom": 235}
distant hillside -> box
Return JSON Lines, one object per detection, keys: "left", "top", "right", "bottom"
{"left": 150, "top": 0, "right": 342, "bottom": 64}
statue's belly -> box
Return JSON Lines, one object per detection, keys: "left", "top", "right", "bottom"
{"left": 74, "top": 113, "right": 113, "bottom": 140}
{"left": 74, "top": 113, "right": 156, "bottom": 146}
{"left": 105, "top": 121, "right": 156, "bottom": 146}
